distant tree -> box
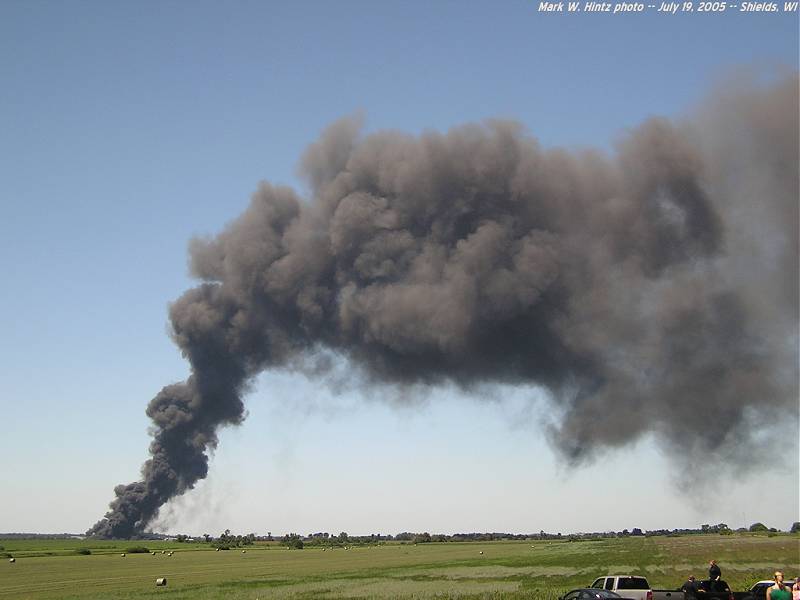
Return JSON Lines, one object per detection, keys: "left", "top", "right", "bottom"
{"left": 337, "top": 531, "right": 349, "bottom": 543}
{"left": 217, "top": 529, "right": 242, "bottom": 547}
{"left": 712, "top": 523, "right": 731, "bottom": 535}
{"left": 281, "top": 533, "right": 304, "bottom": 549}
{"left": 790, "top": 522, "right": 800, "bottom": 533}
{"left": 749, "top": 522, "right": 769, "bottom": 532}
{"left": 203, "top": 534, "right": 211, "bottom": 543}
{"left": 631, "top": 528, "right": 644, "bottom": 536}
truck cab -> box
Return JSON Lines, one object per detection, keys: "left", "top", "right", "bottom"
{"left": 591, "top": 575, "right": 653, "bottom": 600}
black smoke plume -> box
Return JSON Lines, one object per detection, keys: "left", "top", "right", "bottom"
{"left": 88, "top": 74, "right": 798, "bottom": 538}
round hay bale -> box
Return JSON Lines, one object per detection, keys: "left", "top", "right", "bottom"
{"left": 216, "top": 548, "right": 220, "bottom": 552}
{"left": 479, "top": 551, "right": 484, "bottom": 555}
{"left": 151, "top": 552, "right": 156, "bottom": 556}
{"left": 241, "top": 550, "right": 246, "bottom": 553}
{"left": 161, "top": 550, "right": 166, "bottom": 554}
{"left": 155, "top": 577, "right": 167, "bottom": 587}
{"left": 9, "top": 558, "right": 15, "bottom": 563}
{"left": 167, "top": 552, "right": 173, "bottom": 557}
{"left": 121, "top": 553, "right": 126, "bottom": 557}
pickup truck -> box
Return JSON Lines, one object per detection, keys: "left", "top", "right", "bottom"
{"left": 744, "top": 581, "right": 776, "bottom": 600}
{"left": 652, "top": 579, "right": 736, "bottom": 600}
{"left": 590, "top": 575, "right": 653, "bottom": 600}
{"left": 737, "top": 580, "right": 798, "bottom": 600}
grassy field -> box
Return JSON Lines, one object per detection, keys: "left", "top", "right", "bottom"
{"left": 0, "top": 534, "right": 797, "bottom": 599}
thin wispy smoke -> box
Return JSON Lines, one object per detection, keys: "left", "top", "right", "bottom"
{"left": 88, "top": 74, "right": 798, "bottom": 538}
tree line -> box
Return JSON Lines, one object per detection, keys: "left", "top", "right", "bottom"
{"left": 11, "top": 521, "right": 795, "bottom": 543}
{"left": 170, "top": 521, "right": 799, "bottom": 549}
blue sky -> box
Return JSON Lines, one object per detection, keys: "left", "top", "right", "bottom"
{"left": 0, "top": 1, "right": 797, "bottom": 536}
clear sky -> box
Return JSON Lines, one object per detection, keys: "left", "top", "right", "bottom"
{"left": 0, "top": 0, "right": 797, "bottom": 537}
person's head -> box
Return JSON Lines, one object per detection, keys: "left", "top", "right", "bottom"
{"left": 774, "top": 571, "right": 784, "bottom": 583}
{"left": 689, "top": 576, "right": 695, "bottom": 582}
{"left": 710, "top": 560, "right": 717, "bottom": 566}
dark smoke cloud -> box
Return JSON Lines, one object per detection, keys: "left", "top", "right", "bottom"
{"left": 88, "top": 74, "right": 798, "bottom": 538}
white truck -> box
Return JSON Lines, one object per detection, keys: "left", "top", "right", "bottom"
{"left": 590, "top": 575, "right": 654, "bottom": 600}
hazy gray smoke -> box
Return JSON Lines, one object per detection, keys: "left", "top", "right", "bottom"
{"left": 88, "top": 74, "right": 798, "bottom": 538}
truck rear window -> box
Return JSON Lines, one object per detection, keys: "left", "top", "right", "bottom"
{"left": 617, "top": 577, "right": 649, "bottom": 590}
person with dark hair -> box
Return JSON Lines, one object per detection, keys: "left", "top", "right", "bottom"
{"left": 709, "top": 561, "right": 721, "bottom": 582}
{"left": 682, "top": 575, "right": 698, "bottom": 600}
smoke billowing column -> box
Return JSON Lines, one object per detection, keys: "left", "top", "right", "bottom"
{"left": 88, "top": 74, "right": 798, "bottom": 538}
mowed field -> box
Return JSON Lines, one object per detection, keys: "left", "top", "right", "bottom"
{"left": 1, "top": 534, "right": 797, "bottom": 600}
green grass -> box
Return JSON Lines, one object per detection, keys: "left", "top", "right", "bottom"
{"left": 0, "top": 538, "right": 211, "bottom": 557}
{"left": 0, "top": 534, "right": 797, "bottom": 599}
